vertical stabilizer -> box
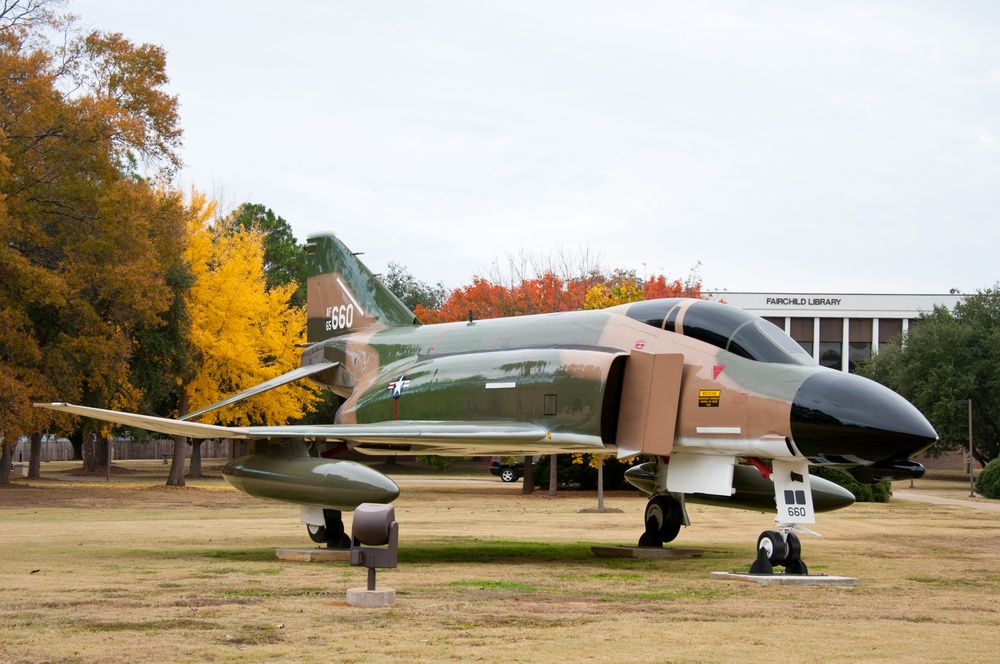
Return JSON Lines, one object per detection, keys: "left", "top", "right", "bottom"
{"left": 306, "top": 234, "right": 419, "bottom": 342}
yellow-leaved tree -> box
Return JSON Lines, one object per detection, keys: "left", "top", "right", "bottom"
{"left": 167, "top": 191, "right": 319, "bottom": 485}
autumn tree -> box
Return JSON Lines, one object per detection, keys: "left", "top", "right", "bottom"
{"left": 0, "top": 5, "right": 185, "bottom": 481}
{"left": 167, "top": 194, "right": 320, "bottom": 484}
{"left": 418, "top": 252, "right": 703, "bottom": 325}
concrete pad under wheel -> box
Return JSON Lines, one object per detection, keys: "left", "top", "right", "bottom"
{"left": 276, "top": 548, "right": 350, "bottom": 563}
{"left": 591, "top": 546, "right": 704, "bottom": 559}
{"left": 710, "top": 572, "right": 860, "bottom": 586}
{"left": 347, "top": 588, "right": 396, "bottom": 607}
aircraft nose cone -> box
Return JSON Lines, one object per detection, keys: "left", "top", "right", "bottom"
{"left": 790, "top": 370, "right": 938, "bottom": 465}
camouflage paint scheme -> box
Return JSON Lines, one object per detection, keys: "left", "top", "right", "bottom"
{"left": 37, "top": 233, "right": 938, "bottom": 554}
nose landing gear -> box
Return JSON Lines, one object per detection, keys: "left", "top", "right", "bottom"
{"left": 749, "top": 528, "right": 808, "bottom": 575}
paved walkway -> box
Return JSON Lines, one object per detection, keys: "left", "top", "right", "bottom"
{"left": 893, "top": 490, "right": 1000, "bottom": 512}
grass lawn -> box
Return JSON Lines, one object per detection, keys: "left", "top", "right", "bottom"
{"left": 1, "top": 460, "right": 999, "bottom": 662}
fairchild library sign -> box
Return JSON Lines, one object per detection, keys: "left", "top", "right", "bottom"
{"left": 707, "top": 292, "right": 964, "bottom": 320}
{"left": 766, "top": 297, "right": 842, "bottom": 307}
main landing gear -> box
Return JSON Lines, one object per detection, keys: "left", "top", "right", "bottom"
{"left": 749, "top": 528, "right": 808, "bottom": 575}
{"left": 638, "top": 495, "right": 685, "bottom": 547}
{"left": 306, "top": 508, "right": 352, "bottom": 549}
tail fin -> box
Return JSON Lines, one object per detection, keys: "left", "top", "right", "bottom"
{"left": 305, "top": 234, "right": 419, "bottom": 342}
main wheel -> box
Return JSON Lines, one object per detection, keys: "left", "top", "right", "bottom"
{"left": 307, "top": 523, "right": 327, "bottom": 543}
{"left": 644, "top": 495, "right": 682, "bottom": 544}
{"left": 306, "top": 509, "right": 352, "bottom": 549}
{"left": 756, "top": 530, "right": 787, "bottom": 566}
{"left": 500, "top": 468, "right": 518, "bottom": 482}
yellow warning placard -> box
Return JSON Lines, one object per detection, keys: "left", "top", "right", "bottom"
{"left": 698, "top": 389, "right": 721, "bottom": 407}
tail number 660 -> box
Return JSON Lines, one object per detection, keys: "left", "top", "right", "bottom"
{"left": 326, "top": 304, "right": 354, "bottom": 331}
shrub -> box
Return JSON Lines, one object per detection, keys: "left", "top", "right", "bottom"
{"left": 975, "top": 458, "right": 1000, "bottom": 498}
{"left": 533, "top": 454, "right": 637, "bottom": 491}
{"left": 810, "top": 466, "right": 891, "bottom": 503}
{"left": 416, "top": 455, "right": 458, "bottom": 473}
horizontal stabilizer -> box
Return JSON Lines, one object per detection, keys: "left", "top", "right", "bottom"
{"left": 181, "top": 362, "right": 339, "bottom": 421}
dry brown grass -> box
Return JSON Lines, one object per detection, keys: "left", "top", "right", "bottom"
{"left": 2, "top": 461, "right": 1000, "bottom": 663}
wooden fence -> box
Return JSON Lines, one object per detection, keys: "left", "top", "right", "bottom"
{"left": 10, "top": 438, "right": 235, "bottom": 463}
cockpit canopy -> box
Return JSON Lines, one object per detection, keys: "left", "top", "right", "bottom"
{"left": 625, "top": 299, "right": 815, "bottom": 366}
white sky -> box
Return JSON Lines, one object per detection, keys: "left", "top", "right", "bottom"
{"left": 70, "top": 0, "right": 1000, "bottom": 294}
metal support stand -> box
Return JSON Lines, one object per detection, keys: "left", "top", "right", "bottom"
{"left": 346, "top": 504, "right": 399, "bottom": 607}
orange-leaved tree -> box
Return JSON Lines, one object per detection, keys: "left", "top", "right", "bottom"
{"left": 417, "top": 262, "right": 705, "bottom": 324}
{"left": 0, "top": 6, "right": 187, "bottom": 481}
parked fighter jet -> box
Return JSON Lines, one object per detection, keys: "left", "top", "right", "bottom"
{"left": 37, "top": 234, "right": 937, "bottom": 572}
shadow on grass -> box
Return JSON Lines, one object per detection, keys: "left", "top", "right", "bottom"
{"left": 399, "top": 539, "right": 595, "bottom": 563}
{"left": 115, "top": 539, "right": 742, "bottom": 571}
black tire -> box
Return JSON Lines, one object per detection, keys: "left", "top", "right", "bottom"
{"left": 307, "top": 523, "right": 327, "bottom": 543}
{"left": 756, "top": 530, "right": 787, "bottom": 566}
{"left": 306, "top": 508, "right": 350, "bottom": 548}
{"left": 781, "top": 532, "right": 801, "bottom": 566}
{"left": 644, "top": 495, "right": 682, "bottom": 543}
{"left": 500, "top": 468, "right": 518, "bottom": 482}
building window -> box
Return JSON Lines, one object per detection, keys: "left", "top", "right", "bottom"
{"left": 879, "top": 319, "right": 903, "bottom": 350}
{"left": 819, "top": 318, "right": 843, "bottom": 370}
{"left": 788, "top": 318, "right": 814, "bottom": 357}
{"left": 848, "top": 318, "right": 872, "bottom": 373}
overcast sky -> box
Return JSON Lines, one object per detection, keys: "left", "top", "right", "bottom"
{"left": 70, "top": 1, "right": 1000, "bottom": 294}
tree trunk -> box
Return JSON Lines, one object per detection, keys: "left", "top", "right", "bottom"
{"left": 28, "top": 432, "right": 42, "bottom": 479}
{"left": 82, "top": 429, "right": 96, "bottom": 473}
{"left": 548, "top": 454, "right": 558, "bottom": 496}
{"left": 167, "top": 435, "right": 187, "bottom": 486}
{"left": 70, "top": 430, "right": 83, "bottom": 461}
{"left": 95, "top": 433, "right": 109, "bottom": 469}
{"left": 521, "top": 455, "right": 534, "bottom": 494}
{"left": 167, "top": 388, "right": 189, "bottom": 486}
{"left": 0, "top": 442, "right": 11, "bottom": 485}
{"left": 597, "top": 455, "right": 605, "bottom": 510}
{"left": 188, "top": 439, "right": 203, "bottom": 478}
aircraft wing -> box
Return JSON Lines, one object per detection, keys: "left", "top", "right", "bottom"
{"left": 35, "top": 402, "right": 254, "bottom": 439}
{"left": 33, "top": 402, "right": 588, "bottom": 452}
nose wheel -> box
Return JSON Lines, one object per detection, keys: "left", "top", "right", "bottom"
{"left": 749, "top": 529, "right": 808, "bottom": 575}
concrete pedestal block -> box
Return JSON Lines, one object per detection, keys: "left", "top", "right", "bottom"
{"left": 710, "top": 572, "right": 860, "bottom": 586}
{"left": 346, "top": 587, "right": 396, "bottom": 607}
{"left": 276, "top": 548, "right": 350, "bottom": 563}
